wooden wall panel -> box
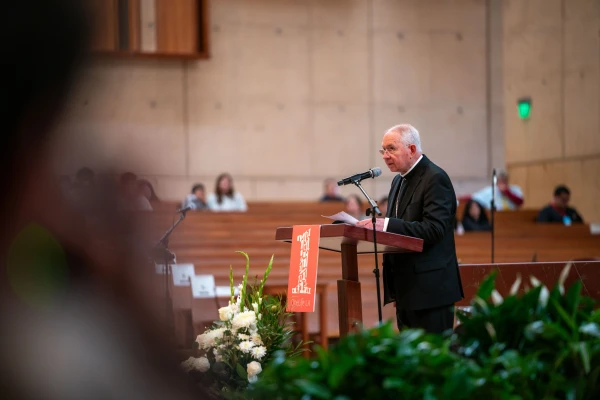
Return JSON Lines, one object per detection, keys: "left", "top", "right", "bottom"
{"left": 128, "top": 0, "right": 141, "bottom": 52}
{"left": 508, "top": 157, "right": 600, "bottom": 222}
{"left": 156, "top": 0, "right": 199, "bottom": 54}
{"left": 89, "top": 0, "right": 118, "bottom": 52}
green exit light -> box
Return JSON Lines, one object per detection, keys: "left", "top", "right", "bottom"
{"left": 517, "top": 97, "right": 532, "bottom": 119}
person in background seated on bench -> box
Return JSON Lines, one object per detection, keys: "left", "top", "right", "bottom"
{"left": 182, "top": 183, "right": 207, "bottom": 211}
{"left": 319, "top": 178, "right": 345, "bottom": 202}
{"left": 537, "top": 185, "right": 583, "bottom": 225}
{"left": 461, "top": 199, "right": 491, "bottom": 232}
{"left": 207, "top": 173, "right": 247, "bottom": 212}
{"left": 119, "top": 172, "right": 153, "bottom": 211}
{"left": 345, "top": 194, "right": 367, "bottom": 221}
{"left": 138, "top": 179, "right": 159, "bottom": 204}
{"left": 471, "top": 170, "right": 524, "bottom": 211}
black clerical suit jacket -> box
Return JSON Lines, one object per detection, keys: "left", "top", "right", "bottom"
{"left": 382, "top": 155, "right": 464, "bottom": 311}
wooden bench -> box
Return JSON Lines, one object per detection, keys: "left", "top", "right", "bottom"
{"left": 145, "top": 202, "right": 600, "bottom": 343}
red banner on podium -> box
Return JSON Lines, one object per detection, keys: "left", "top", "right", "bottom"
{"left": 286, "top": 225, "right": 320, "bottom": 312}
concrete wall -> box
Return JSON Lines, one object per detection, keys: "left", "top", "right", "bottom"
{"left": 503, "top": 0, "right": 600, "bottom": 222}
{"left": 53, "top": 0, "right": 502, "bottom": 203}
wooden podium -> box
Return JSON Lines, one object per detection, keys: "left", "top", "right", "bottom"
{"left": 275, "top": 224, "right": 423, "bottom": 337}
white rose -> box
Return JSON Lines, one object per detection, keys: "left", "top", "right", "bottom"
{"left": 180, "top": 357, "right": 196, "bottom": 372}
{"left": 195, "top": 357, "right": 210, "bottom": 372}
{"left": 200, "top": 328, "right": 226, "bottom": 348}
{"left": 251, "top": 346, "right": 267, "bottom": 360}
{"left": 238, "top": 333, "right": 250, "bottom": 341}
{"left": 218, "top": 306, "right": 233, "bottom": 321}
{"left": 232, "top": 311, "right": 257, "bottom": 330}
{"left": 247, "top": 361, "right": 262, "bottom": 377}
{"left": 195, "top": 333, "right": 208, "bottom": 349}
{"left": 239, "top": 340, "right": 255, "bottom": 353}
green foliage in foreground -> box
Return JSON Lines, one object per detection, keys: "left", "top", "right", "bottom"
{"left": 245, "top": 268, "right": 600, "bottom": 400}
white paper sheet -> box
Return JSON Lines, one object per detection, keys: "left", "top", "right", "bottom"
{"left": 171, "top": 264, "right": 195, "bottom": 286}
{"left": 322, "top": 211, "right": 359, "bottom": 226}
{"left": 191, "top": 275, "right": 216, "bottom": 298}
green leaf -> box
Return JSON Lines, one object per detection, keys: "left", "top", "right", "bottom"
{"left": 236, "top": 251, "right": 251, "bottom": 311}
{"left": 236, "top": 363, "right": 248, "bottom": 380}
{"left": 476, "top": 271, "right": 497, "bottom": 300}
{"left": 551, "top": 299, "right": 578, "bottom": 333}
{"left": 564, "top": 281, "right": 582, "bottom": 316}
{"left": 293, "top": 379, "right": 332, "bottom": 399}
{"left": 577, "top": 342, "right": 591, "bottom": 374}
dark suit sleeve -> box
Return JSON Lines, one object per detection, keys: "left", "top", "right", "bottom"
{"left": 386, "top": 172, "right": 454, "bottom": 246}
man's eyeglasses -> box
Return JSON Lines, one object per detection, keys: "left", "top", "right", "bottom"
{"left": 379, "top": 147, "right": 398, "bottom": 155}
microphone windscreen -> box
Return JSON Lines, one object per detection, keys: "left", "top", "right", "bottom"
{"left": 372, "top": 168, "right": 382, "bottom": 178}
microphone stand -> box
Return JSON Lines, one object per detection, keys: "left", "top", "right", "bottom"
{"left": 153, "top": 209, "right": 190, "bottom": 338}
{"left": 352, "top": 180, "right": 383, "bottom": 324}
{"left": 491, "top": 169, "right": 496, "bottom": 263}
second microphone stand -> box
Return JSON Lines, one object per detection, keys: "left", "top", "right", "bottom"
{"left": 153, "top": 208, "right": 190, "bottom": 338}
{"left": 352, "top": 180, "right": 384, "bottom": 324}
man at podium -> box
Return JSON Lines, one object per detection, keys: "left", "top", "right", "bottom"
{"left": 358, "top": 124, "right": 464, "bottom": 334}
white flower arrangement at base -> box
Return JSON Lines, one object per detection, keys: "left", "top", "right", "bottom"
{"left": 180, "top": 252, "right": 306, "bottom": 396}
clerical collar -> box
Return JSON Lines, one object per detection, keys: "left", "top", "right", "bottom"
{"left": 400, "top": 154, "right": 423, "bottom": 178}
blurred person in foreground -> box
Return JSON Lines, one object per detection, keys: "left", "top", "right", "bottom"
{"left": 0, "top": 1, "right": 204, "bottom": 399}
{"left": 537, "top": 185, "right": 583, "bottom": 225}
{"left": 357, "top": 124, "right": 463, "bottom": 334}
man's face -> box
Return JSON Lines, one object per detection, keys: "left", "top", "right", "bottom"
{"left": 381, "top": 131, "right": 416, "bottom": 174}
{"left": 555, "top": 192, "right": 570, "bottom": 208}
{"left": 194, "top": 189, "right": 205, "bottom": 201}
{"left": 497, "top": 176, "right": 509, "bottom": 192}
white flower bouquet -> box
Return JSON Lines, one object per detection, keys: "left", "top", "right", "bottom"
{"left": 181, "top": 252, "right": 304, "bottom": 397}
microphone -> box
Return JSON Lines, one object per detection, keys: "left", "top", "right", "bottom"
{"left": 176, "top": 205, "right": 192, "bottom": 213}
{"left": 337, "top": 168, "right": 382, "bottom": 186}
{"left": 492, "top": 168, "right": 497, "bottom": 187}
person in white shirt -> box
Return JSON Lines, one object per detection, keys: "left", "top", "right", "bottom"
{"left": 207, "top": 173, "right": 247, "bottom": 212}
{"left": 471, "top": 171, "right": 524, "bottom": 211}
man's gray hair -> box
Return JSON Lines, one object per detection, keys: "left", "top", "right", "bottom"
{"left": 386, "top": 124, "right": 422, "bottom": 152}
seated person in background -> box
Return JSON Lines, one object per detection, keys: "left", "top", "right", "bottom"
{"left": 182, "top": 183, "right": 207, "bottom": 210}
{"left": 119, "top": 172, "right": 153, "bottom": 211}
{"left": 345, "top": 194, "right": 367, "bottom": 221}
{"left": 472, "top": 170, "right": 524, "bottom": 210}
{"left": 319, "top": 178, "right": 344, "bottom": 202}
{"left": 461, "top": 199, "right": 491, "bottom": 232}
{"left": 537, "top": 185, "right": 583, "bottom": 224}
{"left": 138, "top": 179, "right": 159, "bottom": 203}
{"left": 207, "top": 173, "right": 247, "bottom": 212}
